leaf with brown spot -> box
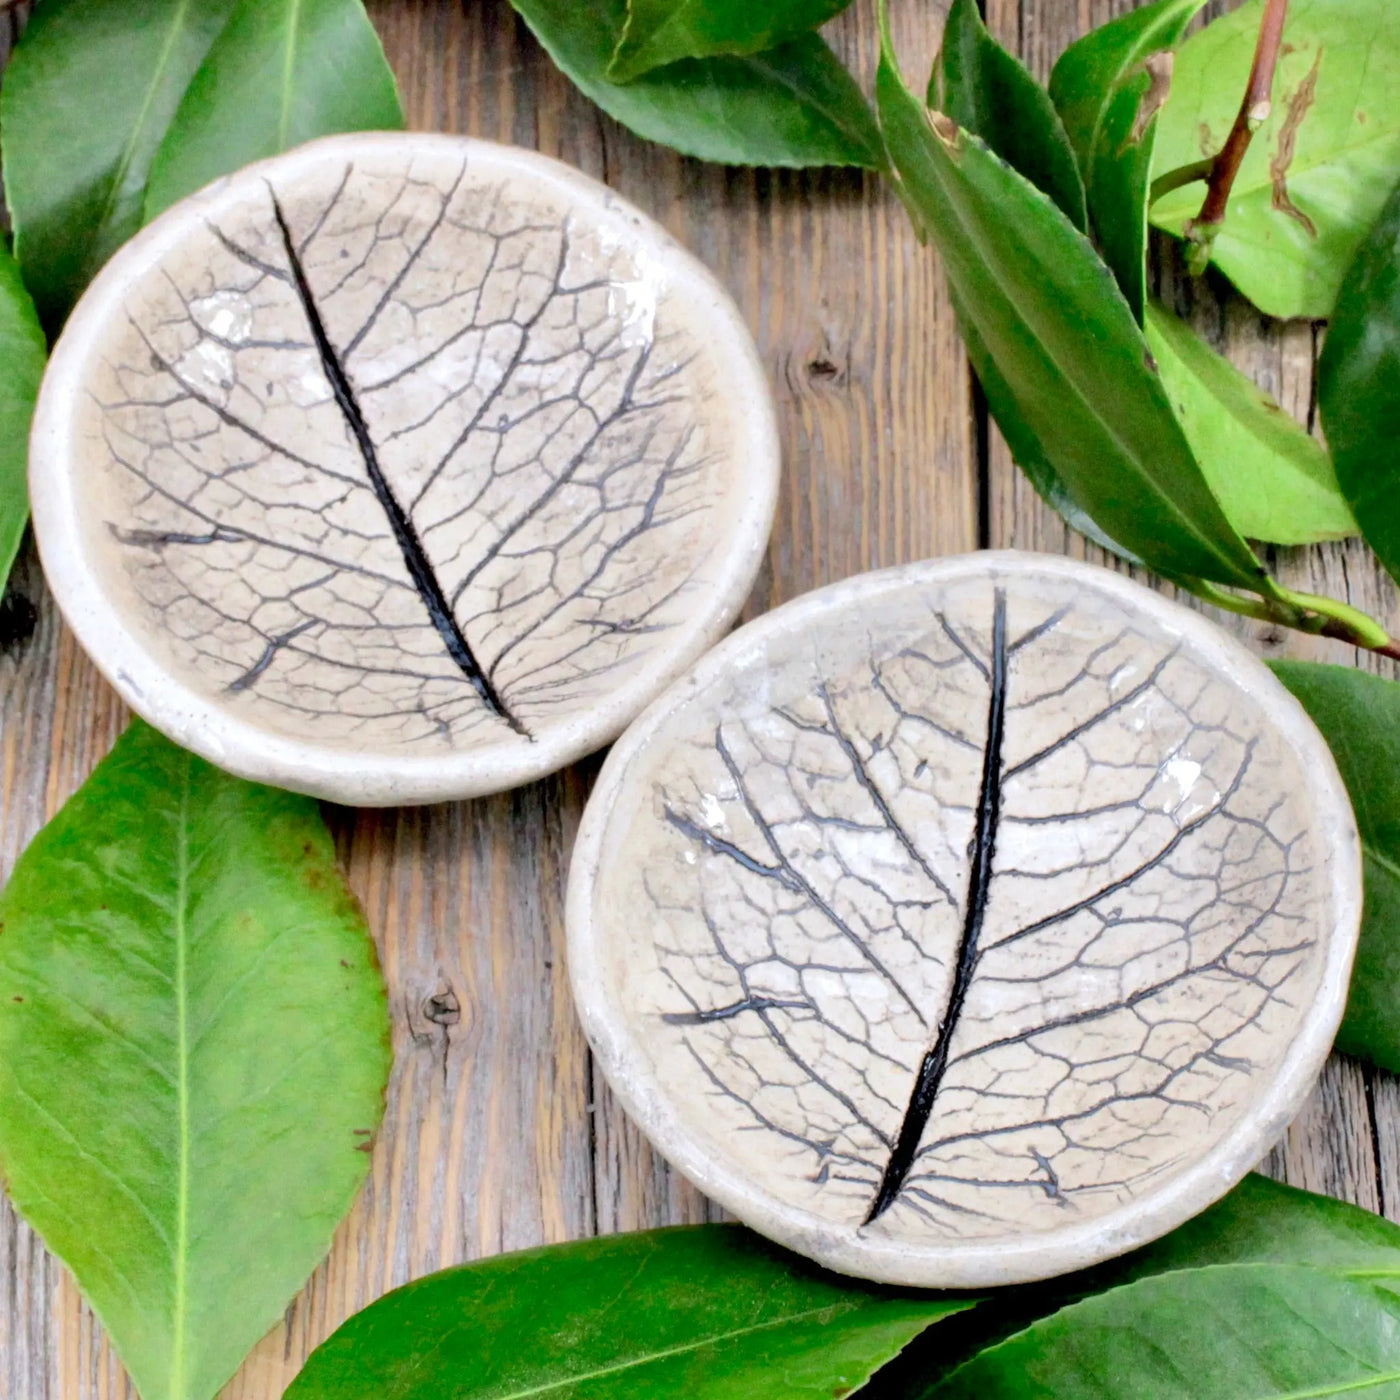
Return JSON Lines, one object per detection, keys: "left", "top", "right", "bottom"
{"left": 1153, "top": 0, "right": 1400, "bottom": 319}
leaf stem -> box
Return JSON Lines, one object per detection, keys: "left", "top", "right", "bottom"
{"left": 1183, "top": 578, "right": 1400, "bottom": 660}
{"left": 1150, "top": 157, "right": 1216, "bottom": 207}
{"left": 1187, "top": 0, "right": 1287, "bottom": 271}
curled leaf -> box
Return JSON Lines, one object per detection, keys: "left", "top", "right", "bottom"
{"left": 1048, "top": 0, "right": 1207, "bottom": 321}
{"left": 934, "top": 0, "right": 1087, "bottom": 231}
{"left": 510, "top": 0, "right": 884, "bottom": 169}
{"left": 608, "top": 0, "right": 853, "bottom": 83}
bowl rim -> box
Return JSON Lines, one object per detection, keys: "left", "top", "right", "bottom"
{"left": 566, "top": 550, "right": 1364, "bottom": 1288}
{"left": 29, "top": 131, "right": 781, "bottom": 805}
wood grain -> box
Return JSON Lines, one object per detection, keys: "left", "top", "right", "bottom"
{"left": 0, "top": 0, "right": 1393, "bottom": 1395}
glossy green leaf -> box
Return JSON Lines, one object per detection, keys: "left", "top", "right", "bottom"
{"left": 0, "top": 249, "right": 46, "bottom": 592}
{"left": 608, "top": 0, "right": 852, "bottom": 83}
{"left": 954, "top": 292, "right": 1137, "bottom": 563}
{"left": 1152, "top": 0, "right": 1400, "bottom": 320}
{"left": 285, "top": 1225, "right": 969, "bottom": 1400}
{"left": 1049, "top": 0, "right": 1206, "bottom": 321}
{"left": 1270, "top": 662, "right": 1400, "bottom": 1073}
{"left": 933, "top": 0, "right": 1086, "bottom": 231}
{"left": 1100, "top": 1173, "right": 1400, "bottom": 1293}
{"left": 875, "top": 1175, "right": 1400, "bottom": 1396}
{"left": 1318, "top": 179, "right": 1400, "bottom": 584}
{"left": 0, "top": 722, "right": 390, "bottom": 1400}
{"left": 144, "top": 0, "right": 404, "bottom": 219}
{"left": 876, "top": 12, "right": 1264, "bottom": 591}
{"left": 1146, "top": 299, "right": 1356, "bottom": 544}
{"left": 511, "top": 0, "right": 884, "bottom": 169}
{"left": 931, "top": 1264, "right": 1400, "bottom": 1399}
{"left": 0, "top": 0, "right": 236, "bottom": 331}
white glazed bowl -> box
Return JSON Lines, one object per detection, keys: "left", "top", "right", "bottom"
{"left": 30, "top": 133, "right": 779, "bottom": 805}
{"left": 567, "top": 552, "right": 1362, "bottom": 1288}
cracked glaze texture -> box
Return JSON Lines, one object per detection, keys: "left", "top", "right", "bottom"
{"left": 568, "top": 555, "right": 1361, "bottom": 1286}
{"left": 31, "top": 135, "right": 777, "bottom": 803}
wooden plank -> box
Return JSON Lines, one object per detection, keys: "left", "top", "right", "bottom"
{"left": 983, "top": 0, "right": 1400, "bottom": 1220}
{"left": 0, "top": 2, "right": 976, "bottom": 1396}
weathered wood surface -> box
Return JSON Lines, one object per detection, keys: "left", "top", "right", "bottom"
{"left": 0, "top": 0, "right": 1394, "bottom": 1396}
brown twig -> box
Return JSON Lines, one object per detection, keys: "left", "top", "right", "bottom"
{"left": 1187, "top": 0, "right": 1287, "bottom": 264}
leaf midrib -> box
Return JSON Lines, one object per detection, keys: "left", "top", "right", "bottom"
{"left": 278, "top": 0, "right": 304, "bottom": 150}
{"left": 470, "top": 1300, "right": 864, "bottom": 1400}
{"left": 171, "top": 754, "right": 193, "bottom": 1399}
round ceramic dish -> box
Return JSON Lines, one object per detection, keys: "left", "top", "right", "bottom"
{"left": 30, "top": 133, "right": 779, "bottom": 805}
{"left": 567, "top": 552, "right": 1362, "bottom": 1288}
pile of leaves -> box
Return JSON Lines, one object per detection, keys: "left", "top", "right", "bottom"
{"left": 0, "top": 0, "right": 1398, "bottom": 1398}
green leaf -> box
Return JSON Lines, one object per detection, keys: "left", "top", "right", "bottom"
{"left": 607, "top": 0, "right": 853, "bottom": 83}
{"left": 875, "top": 11, "right": 1264, "bottom": 591}
{"left": 954, "top": 292, "right": 1138, "bottom": 563}
{"left": 1049, "top": 0, "right": 1206, "bottom": 322}
{"left": 0, "top": 0, "right": 237, "bottom": 332}
{"left": 931, "top": 1264, "right": 1400, "bottom": 1399}
{"left": 511, "top": 0, "right": 884, "bottom": 169}
{"left": 0, "top": 249, "right": 46, "bottom": 592}
{"left": 933, "top": 0, "right": 1087, "bottom": 231}
{"left": 284, "top": 1225, "right": 969, "bottom": 1400}
{"left": 1146, "top": 299, "right": 1357, "bottom": 544}
{"left": 1152, "top": 0, "right": 1400, "bottom": 320}
{"left": 143, "top": 0, "right": 404, "bottom": 219}
{"left": 1098, "top": 1173, "right": 1400, "bottom": 1294}
{"left": 1317, "top": 179, "right": 1400, "bottom": 583}
{"left": 876, "top": 1175, "right": 1400, "bottom": 1396}
{"left": 1270, "top": 662, "right": 1400, "bottom": 1074}
{"left": 0, "top": 722, "right": 390, "bottom": 1400}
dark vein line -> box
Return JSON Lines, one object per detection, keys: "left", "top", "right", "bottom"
{"left": 228, "top": 620, "right": 317, "bottom": 692}
{"left": 864, "top": 588, "right": 1008, "bottom": 1226}
{"left": 267, "top": 190, "right": 525, "bottom": 735}
{"left": 662, "top": 996, "right": 810, "bottom": 1025}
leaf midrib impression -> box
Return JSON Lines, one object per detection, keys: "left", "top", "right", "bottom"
{"left": 864, "top": 587, "right": 1008, "bottom": 1224}
{"left": 267, "top": 191, "right": 526, "bottom": 736}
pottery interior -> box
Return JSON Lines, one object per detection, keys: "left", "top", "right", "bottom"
{"left": 29, "top": 134, "right": 778, "bottom": 803}
{"left": 567, "top": 554, "right": 1361, "bottom": 1287}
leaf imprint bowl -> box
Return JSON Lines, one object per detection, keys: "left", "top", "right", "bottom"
{"left": 29, "top": 133, "right": 779, "bottom": 805}
{"left": 566, "top": 553, "right": 1363, "bottom": 1288}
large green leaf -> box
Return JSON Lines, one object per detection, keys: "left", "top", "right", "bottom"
{"left": 608, "top": 0, "right": 853, "bottom": 83}
{"left": 1146, "top": 299, "right": 1356, "bottom": 544}
{"left": 1270, "top": 662, "right": 1400, "bottom": 1073}
{"left": 0, "top": 0, "right": 236, "bottom": 332}
{"left": 933, "top": 0, "right": 1087, "bottom": 231}
{"left": 0, "top": 722, "right": 390, "bottom": 1400}
{"left": 875, "top": 1175, "right": 1400, "bottom": 1396}
{"left": 1049, "top": 0, "right": 1206, "bottom": 322}
{"left": 284, "top": 1226, "right": 969, "bottom": 1399}
{"left": 1317, "top": 179, "right": 1400, "bottom": 584}
{"left": 144, "top": 0, "right": 404, "bottom": 219}
{"left": 511, "top": 0, "right": 884, "bottom": 169}
{"left": 1152, "top": 0, "right": 1400, "bottom": 320}
{"left": 875, "top": 10, "right": 1264, "bottom": 590}
{"left": 931, "top": 1264, "right": 1400, "bottom": 1399}
{"left": 0, "top": 249, "right": 46, "bottom": 593}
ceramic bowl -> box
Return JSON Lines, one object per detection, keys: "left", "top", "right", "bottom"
{"left": 29, "top": 133, "right": 779, "bottom": 805}
{"left": 567, "top": 552, "right": 1362, "bottom": 1288}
